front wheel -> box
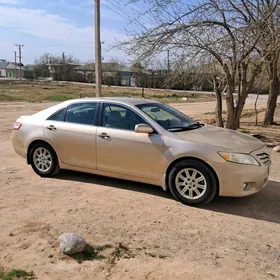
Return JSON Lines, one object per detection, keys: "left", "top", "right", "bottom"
{"left": 30, "top": 142, "right": 60, "bottom": 177}
{"left": 168, "top": 159, "right": 218, "bottom": 206}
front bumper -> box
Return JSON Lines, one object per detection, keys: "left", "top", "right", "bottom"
{"left": 213, "top": 147, "right": 271, "bottom": 197}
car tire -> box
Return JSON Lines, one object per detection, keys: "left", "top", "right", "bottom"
{"left": 30, "top": 142, "right": 60, "bottom": 177}
{"left": 168, "top": 159, "right": 218, "bottom": 206}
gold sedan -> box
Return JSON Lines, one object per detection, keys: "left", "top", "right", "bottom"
{"left": 12, "top": 98, "right": 271, "bottom": 205}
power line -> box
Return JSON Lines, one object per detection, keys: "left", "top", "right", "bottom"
{"left": 103, "top": 0, "right": 132, "bottom": 19}
{"left": 101, "top": 1, "right": 131, "bottom": 22}
{"left": 105, "top": 0, "right": 149, "bottom": 18}
{"left": 102, "top": 0, "right": 153, "bottom": 30}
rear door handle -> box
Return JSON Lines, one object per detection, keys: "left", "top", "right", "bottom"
{"left": 98, "top": 133, "right": 110, "bottom": 139}
{"left": 46, "top": 125, "right": 56, "bottom": 131}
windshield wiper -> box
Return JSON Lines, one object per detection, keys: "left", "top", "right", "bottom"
{"left": 186, "top": 122, "right": 203, "bottom": 129}
{"left": 168, "top": 122, "right": 203, "bottom": 132}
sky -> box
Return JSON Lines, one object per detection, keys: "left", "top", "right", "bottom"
{"left": 0, "top": 0, "right": 137, "bottom": 64}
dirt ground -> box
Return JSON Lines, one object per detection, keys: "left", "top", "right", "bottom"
{"left": 0, "top": 100, "right": 280, "bottom": 280}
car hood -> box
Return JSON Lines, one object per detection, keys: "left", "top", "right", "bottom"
{"left": 175, "top": 125, "right": 264, "bottom": 153}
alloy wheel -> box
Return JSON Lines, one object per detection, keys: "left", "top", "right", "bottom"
{"left": 33, "top": 147, "right": 52, "bottom": 173}
{"left": 175, "top": 168, "right": 207, "bottom": 200}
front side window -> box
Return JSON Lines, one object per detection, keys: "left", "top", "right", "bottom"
{"left": 136, "top": 103, "right": 201, "bottom": 132}
{"left": 102, "top": 103, "right": 145, "bottom": 131}
{"left": 65, "top": 103, "right": 97, "bottom": 125}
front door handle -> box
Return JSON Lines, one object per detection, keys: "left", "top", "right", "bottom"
{"left": 46, "top": 125, "right": 56, "bottom": 131}
{"left": 98, "top": 133, "right": 110, "bottom": 139}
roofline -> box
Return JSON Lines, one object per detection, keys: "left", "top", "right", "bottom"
{"left": 61, "top": 97, "right": 159, "bottom": 106}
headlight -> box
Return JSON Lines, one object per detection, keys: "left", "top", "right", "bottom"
{"left": 218, "top": 152, "right": 260, "bottom": 166}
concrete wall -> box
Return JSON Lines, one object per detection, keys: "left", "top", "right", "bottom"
{"left": 0, "top": 69, "right": 6, "bottom": 77}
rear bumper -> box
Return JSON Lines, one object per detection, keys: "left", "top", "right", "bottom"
{"left": 12, "top": 131, "right": 27, "bottom": 160}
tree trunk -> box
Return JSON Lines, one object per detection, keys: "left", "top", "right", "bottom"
{"left": 263, "top": 52, "right": 280, "bottom": 125}
{"left": 254, "top": 90, "right": 260, "bottom": 125}
{"left": 225, "top": 82, "right": 235, "bottom": 129}
{"left": 225, "top": 61, "right": 258, "bottom": 130}
{"left": 229, "top": 96, "right": 247, "bottom": 130}
{"left": 213, "top": 77, "right": 224, "bottom": 127}
{"left": 263, "top": 79, "right": 280, "bottom": 125}
{"left": 142, "top": 75, "right": 145, "bottom": 98}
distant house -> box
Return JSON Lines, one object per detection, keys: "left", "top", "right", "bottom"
{"left": 47, "top": 63, "right": 81, "bottom": 80}
{"left": 0, "top": 60, "right": 18, "bottom": 78}
{"left": 0, "top": 59, "right": 33, "bottom": 79}
{"left": 74, "top": 62, "right": 137, "bottom": 86}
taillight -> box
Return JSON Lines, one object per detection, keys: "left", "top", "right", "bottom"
{"left": 13, "top": 122, "right": 22, "bottom": 130}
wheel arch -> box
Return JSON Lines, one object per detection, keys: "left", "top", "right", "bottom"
{"left": 165, "top": 157, "right": 220, "bottom": 193}
{"left": 27, "top": 139, "right": 58, "bottom": 165}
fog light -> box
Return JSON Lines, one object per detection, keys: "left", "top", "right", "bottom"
{"left": 243, "top": 183, "right": 249, "bottom": 191}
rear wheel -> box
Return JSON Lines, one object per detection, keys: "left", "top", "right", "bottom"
{"left": 168, "top": 159, "right": 218, "bottom": 206}
{"left": 30, "top": 142, "right": 60, "bottom": 177}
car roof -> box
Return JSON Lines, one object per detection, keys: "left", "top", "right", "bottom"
{"left": 63, "top": 97, "right": 159, "bottom": 106}
{"left": 29, "top": 97, "right": 160, "bottom": 122}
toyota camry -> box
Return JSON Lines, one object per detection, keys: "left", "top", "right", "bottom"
{"left": 12, "top": 98, "right": 271, "bottom": 205}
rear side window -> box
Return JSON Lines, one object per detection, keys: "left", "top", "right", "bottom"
{"left": 48, "top": 108, "right": 66, "bottom": 122}
{"left": 65, "top": 103, "right": 97, "bottom": 125}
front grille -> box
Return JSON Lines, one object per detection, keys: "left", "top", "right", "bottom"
{"left": 256, "top": 152, "right": 271, "bottom": 166}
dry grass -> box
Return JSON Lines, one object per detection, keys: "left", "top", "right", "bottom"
{"left": 239, "top": 106, "right": 280, "bottom": 143}
{"left": 0, "top": 80, "right": 278, "bottom": 141}
{"left": 202, "top": 106, "right": 280, "bottom": 143}
{"left": 0, "top": 269, "right": 35, "bottom": 280}
{"left": 0, "top": 81, "right": 215, "bottom": 103}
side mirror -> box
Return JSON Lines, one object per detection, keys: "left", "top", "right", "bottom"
{"left": 135, "top": 124, "right": 154, "bottom": 134}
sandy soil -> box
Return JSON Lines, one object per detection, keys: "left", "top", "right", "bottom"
{"left": 0, "top": 100, "right": 280, "bottom": 280}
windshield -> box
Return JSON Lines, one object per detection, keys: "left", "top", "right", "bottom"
{"left": 136, "top": 103, "right": 201, "bottom": 132}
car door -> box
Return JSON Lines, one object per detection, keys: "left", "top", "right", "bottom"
{"left": 96, "top": 103, "right": 164, "bottom": 180}
{"left": 44, "top": 102, "right": 98, "bottom": 169}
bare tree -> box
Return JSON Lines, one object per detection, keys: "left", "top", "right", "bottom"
{"left": 49, "top": 54, "right": 80, "bottom": 81}
{"left": 254, "top": 2, "right": 280, "bottom": 125}
{"left": 171, "top": 59, "right": 226, "bottom": 127}
{"left": 33, "top": 53, "right": 51, "bottom": 78}
{"left": 103, "top": 59, "right": 126, "bottom": 86}
{"left": 34, "top": 53, "right": 81, "bottom": 81}
{"left": 149, "top": 59, "right": 167, "bottom": 88}
{"left": 131, "top": 61, "right": 149, "bottom": 97}
{"left": 123, "top": 0, "right": 278, "bottom": 129}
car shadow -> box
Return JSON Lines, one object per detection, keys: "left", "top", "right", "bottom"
{"left": 55, "top": 171, "right": 280, "bottom": 224}
{"left": 202, "top": 180, "right": 280, "bottom": 224}
{"left": 55, "top": 170, "right": 173, "bottom": 200}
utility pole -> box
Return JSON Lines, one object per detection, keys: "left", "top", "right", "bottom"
{"left": 62, "top": 52, "right": 65, "bottom": 81}
{"left": 167, "top": 50, "right": 170, "bottom": 73}
{"left": 15, "top": 44, "right": 24, "bottom": 80}
{"left": 94, "top": 0, "right": 102, "bottom": 97}
{"left": 14, "top": 51, "right": 17, "bottom": 79}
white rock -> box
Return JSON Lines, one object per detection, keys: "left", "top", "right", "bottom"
{"left": 181, "top": 97, "right": 188, "bottom": 101}
{"left": 59, "top": 233, "right": 86, "bottom": 255}
{"left": 273, "top": 146, "right": 280, "bottom": 152}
